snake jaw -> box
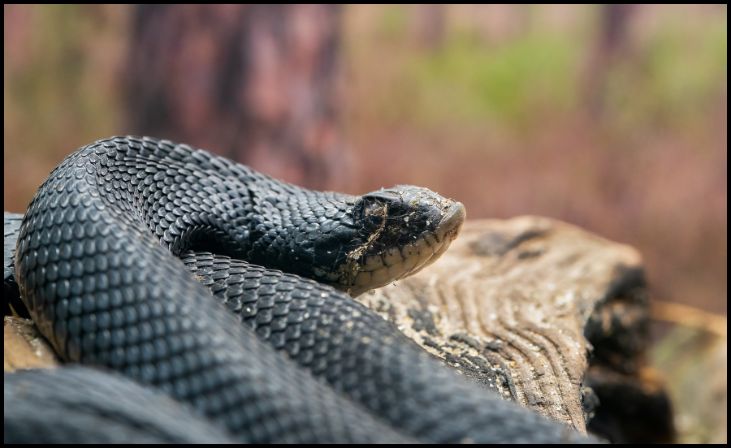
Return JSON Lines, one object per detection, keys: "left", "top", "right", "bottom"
{"left": 336, "top": 186, "right": 466, "bottom": 296}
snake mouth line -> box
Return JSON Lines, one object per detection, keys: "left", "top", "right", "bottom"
{"left": 347, "top": 201, "right": 466, "bottom": 296}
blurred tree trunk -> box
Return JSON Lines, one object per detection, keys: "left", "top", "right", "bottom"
{"left": 125, "top": 4, "right": 347, "bottom": 189}
{"left": 581, "top": 4, "right": 636, "bottom": 120}
{"left": 412, "top": 4, "right": 445, "bottom": 50}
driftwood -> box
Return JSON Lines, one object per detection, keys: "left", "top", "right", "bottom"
{"left": 4, "top": 216, "right": 674, "bottom": 442}
{"left": 356, "top": 216, "right": 674, "bottom": 442}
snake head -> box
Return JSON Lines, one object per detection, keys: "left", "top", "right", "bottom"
{"left": 333, "top": 185, "right": 466, "bottom": 296}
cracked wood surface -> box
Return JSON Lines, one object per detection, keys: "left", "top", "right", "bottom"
{"left": 356, "top": 216, "right": 648, "bottom": 433}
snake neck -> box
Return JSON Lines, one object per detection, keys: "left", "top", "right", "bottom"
{"left": 243, "top": 189, "right": 372, "bottom": 288}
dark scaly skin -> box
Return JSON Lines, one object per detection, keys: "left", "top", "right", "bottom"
{"left": 3, "top": 213, "right": 23, "bottom": 284}
{"left": 183, "top": 252, "right": 596, "bottom": 443}
{"left": 4, "top": 213, "right": 27, "bottom": 317}
{"left": 7, "top": 136, "right": 597, "bottom": 443}
{"left": 12, "top": 137, "right": 415, "bottom": 443}
{"left": 5, "top": 367, "right": 236, "bottom": 444}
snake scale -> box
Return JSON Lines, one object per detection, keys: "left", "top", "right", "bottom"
{"left": 4, "top": 136, "right": 596, "bottom": 443}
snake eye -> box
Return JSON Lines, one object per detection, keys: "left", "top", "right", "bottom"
{"left": 355, "top": 196, "right": 388, "bottom": 227}
{"left": 363, "top": 198, "right": 384, "bottom": 218}
{"left": 359, "top": 190, "right": 399, "bottom": 216}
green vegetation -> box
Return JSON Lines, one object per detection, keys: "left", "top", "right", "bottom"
{"left": 350, "top": 5, "right": 727, "bottom": 139}
{"left": 607, "top": 12, "right": 727, "bottom": 134}
{"left": 407, "top": 30, "right": 579, "bottom": 130}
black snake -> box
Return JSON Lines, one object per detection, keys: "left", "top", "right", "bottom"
{"left": 4, "top": 136, "right": 596, "bottom": 443}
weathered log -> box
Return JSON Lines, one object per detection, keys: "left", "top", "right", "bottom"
{"left": 4, "top": 316, "right": 58, "bottom": 372}
{"left": 356, "top": 216, "right": 674, "bottom": 441}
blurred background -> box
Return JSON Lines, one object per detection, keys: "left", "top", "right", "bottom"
{"left": 3, "top": 4, "right": 726, "bottom": 442}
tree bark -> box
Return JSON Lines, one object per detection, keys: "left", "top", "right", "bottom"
{"left": 125, "top": 4, "right": 346, "bottom": 189}
{"left": 412, "top": 4, "right": 446, "bottom": 50}
{"left": 581, "top": 4, "right": 636, "bottom": 120}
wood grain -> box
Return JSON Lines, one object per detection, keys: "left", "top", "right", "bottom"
{"left": 357, "top": 216, "right": 649, "bottom": 433}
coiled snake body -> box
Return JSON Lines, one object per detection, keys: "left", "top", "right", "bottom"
{"left": 4, "top": 136, "right": 594, "bottom": 443}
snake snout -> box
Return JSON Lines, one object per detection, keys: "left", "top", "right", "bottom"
{"left": 436, "top": 200, "right": 466, "bottom": 244}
